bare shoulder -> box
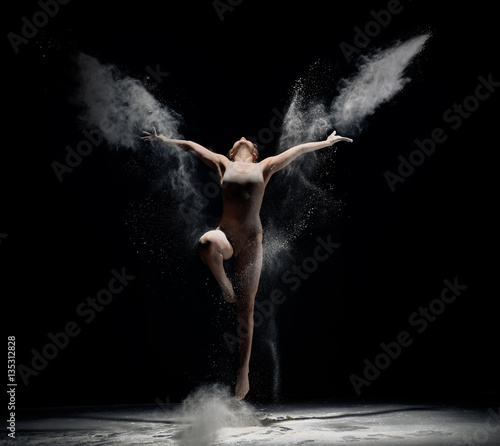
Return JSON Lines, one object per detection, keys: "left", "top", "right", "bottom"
{"left": 218, "top": 154, "right": 230, "bottom": 165}
{"left": 259, "top": 157, "right": 276, "bottom": 185}
{"left": 214, "top": 154, "right": 230, "bottom": 181}
{"left": 259, "top": 157, "right": 273, "bottom": 170}
{"left": 218, "top": 154, "right": 230, "bottom": 169}
{"left": 259, "top": 156, "right": 280, "bottom": 173}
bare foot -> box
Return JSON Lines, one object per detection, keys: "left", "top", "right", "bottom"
{"left": 221, "top": 279, "right": 236, "bottom": 303}
{"left": 235, "top": 367, "right": 249, "bottom": 400}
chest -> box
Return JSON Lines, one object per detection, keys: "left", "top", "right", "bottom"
{"left": 221, "top": 164, "right": 264, "bottom": 199}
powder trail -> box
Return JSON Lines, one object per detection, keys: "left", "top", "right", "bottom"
{"left": 279, "top": 33, "right": 431, "bottom": 153}
{"left": 77, "top": 52, "right": 215, "bottom": 247}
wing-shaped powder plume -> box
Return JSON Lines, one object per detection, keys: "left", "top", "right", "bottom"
{"left": 279, "top": 33, "right": 431, "bottom": 150}
{"left": 331, "top": 33, "right": 430, "bottom": 135}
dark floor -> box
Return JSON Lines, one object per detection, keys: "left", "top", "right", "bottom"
{"left": 3, "top": 396, "right": 500, "bottom": 445}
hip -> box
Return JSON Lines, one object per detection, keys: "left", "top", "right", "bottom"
{"left": 217, "top": 222, "right": 263, "bottom": 256}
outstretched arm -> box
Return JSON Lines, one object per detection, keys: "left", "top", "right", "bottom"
{"left": 142, "top": 127, "right": 228, "bottom": 174}
{"left": 261, "top": 131, "right": 352, "bottom": 181}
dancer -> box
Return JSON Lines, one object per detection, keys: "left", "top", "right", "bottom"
{"left": 141, "top": 128, "right": 352, "bottom": 399}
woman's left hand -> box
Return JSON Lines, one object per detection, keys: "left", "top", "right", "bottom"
{"left": 326, "top": 130, "right": 353, "bottom": 145}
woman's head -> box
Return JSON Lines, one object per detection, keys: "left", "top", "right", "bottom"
{"left": 228, "top": 137, "right": 259, "bottom": 162}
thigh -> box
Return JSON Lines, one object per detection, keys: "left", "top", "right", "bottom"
{"left": 199, "top": 229, "right": 234, "bottom": 259}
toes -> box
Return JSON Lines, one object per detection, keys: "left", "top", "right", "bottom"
{"left": 222, "top": 284, "right": 236, "bottom": 303}
{"left": 225, "top": 293, "right": 237, "bottom": 303}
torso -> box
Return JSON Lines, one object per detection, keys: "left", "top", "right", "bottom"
{"left": 218, "top": 161, "right": 265, "bottom": 242}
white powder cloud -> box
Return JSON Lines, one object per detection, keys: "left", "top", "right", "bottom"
{"left": 77, "top": 52, "right": 181, "bottom": 149}
{"left": 279, "top": 33, "right": 430, "bottom": 150}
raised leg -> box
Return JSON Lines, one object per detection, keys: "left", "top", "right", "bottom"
{"left": 199, "top": 230, "right": 235, "bottom": 302}
{"left": 234, "top": 234, "right": 263, "bottom": 400}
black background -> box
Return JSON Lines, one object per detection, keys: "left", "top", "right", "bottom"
{"left": 3, "top": 0, "right": 499, "bottom": 408}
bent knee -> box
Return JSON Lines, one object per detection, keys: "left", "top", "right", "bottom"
{"left": 198, "top": 233, "right": 217, "bottom": 255}
{"left": 198, "top": 233, "right": 211, "bottom": 246}
{"left": 198, "top": 236, "right": 213, "bottom": 259}
{"left": 199, "top": 230, "right": 221, "bottom": 244}
{"left": 198, "top": 231, "right": 233, "bottom": 259}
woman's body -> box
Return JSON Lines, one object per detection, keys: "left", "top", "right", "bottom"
{"left": 141, "top": 129, "right": 352, "bottom": 399}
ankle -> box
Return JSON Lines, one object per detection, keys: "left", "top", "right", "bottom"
{"left": 238, "top": 365, "right": 249, "bottom": 374}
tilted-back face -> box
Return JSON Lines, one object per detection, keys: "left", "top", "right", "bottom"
{"left": 229, "top": 137, "right": 259, "bottom": 162}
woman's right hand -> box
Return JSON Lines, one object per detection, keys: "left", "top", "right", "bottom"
{"left": 141, "top": 126, "right": 159, "bottom": 142}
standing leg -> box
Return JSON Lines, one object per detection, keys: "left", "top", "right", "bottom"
{"left": 199, "top": 230, "right": 235, "bottom": 302}
{"left": 234, "top": 234, "right": 263, "bottom": 400}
